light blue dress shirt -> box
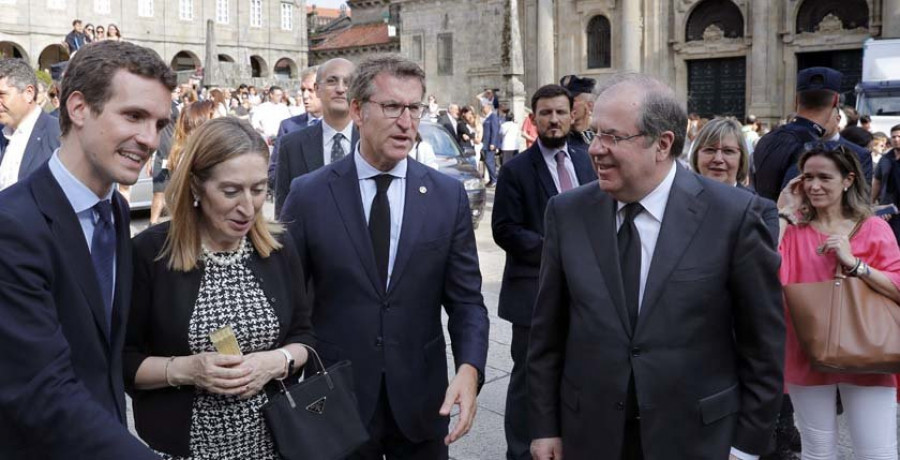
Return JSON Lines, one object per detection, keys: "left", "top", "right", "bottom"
{"left": 48, "top": 150, "right": 117, "bottom": 293}
{"left": 355, "top": 148, "right": 407, "bottom": 289}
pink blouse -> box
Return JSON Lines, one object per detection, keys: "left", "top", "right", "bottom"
{"left": 779, "top": 217, "right": 900, "bottom": 387}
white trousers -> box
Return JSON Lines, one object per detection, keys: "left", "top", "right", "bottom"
{"left": 787, "top": 383, "right": 898, "bottom": 460}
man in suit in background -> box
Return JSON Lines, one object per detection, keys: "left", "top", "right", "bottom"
{"left": 481, "top": 103, "right": 500, "bottom": 187}
{"left": 560, "top": 74, "right": 597, "bottom": 157}
{"left": 268, "top": 66, "right": 322, "bottom": 187}
{"left": 492, "top": 83, "right": 595, "bottom": 460}
{"left": 281, "top": 54, "right": 489, "bottom": 459}
{"left": 529, "top": 74, "right": 784, "bottom": 460}
{"left": 0, "top": 41, "right": 174, "bottom": 459}
{"left": 0, "top": 58, "right": 61, "bottom": 191}
{"left": 274, "top": 58, "right": 358, "bottom": 217}
{"left": 64, "top": 19, "right": 86, "bottom": 55}
{"left": 438, "top": 103, "right": 460, "bottom": 141}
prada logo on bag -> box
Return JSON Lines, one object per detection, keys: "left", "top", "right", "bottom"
{"left": 306, "top": 397, "right": 327, "bottom": 414}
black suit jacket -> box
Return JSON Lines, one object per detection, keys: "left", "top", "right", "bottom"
{"left": 280, "top": 155, "right": 489, "bottom": 442}
{"left": 437, "top": 113, "right": 458, "bottom": 142}
{"left": 269, "top": 113, "right": 318, "bottom": 184}
{"left": 0, "top": 164, "right": 157, "bottom": 459}
{"left": 123, "top": 222, "right": 314, "bottom": 457}
{"left": 274, "top": 122, "right": 359, "bottom": 218}
{"left": 491, "top": 143, "right": 595, "bottom": 326}
{"left": 0, "top": 111, "right": 61, "bottom": 182}
{"left": 528, "top": 165, "right": 785, "bottom": 459}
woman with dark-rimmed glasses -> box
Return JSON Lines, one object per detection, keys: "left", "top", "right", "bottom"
{"left": 777, "top": 142, "right": 900, "bottom": 459}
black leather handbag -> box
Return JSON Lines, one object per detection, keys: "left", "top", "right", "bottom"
{"left": 262, "top": 345, "right": 369, "bottom": 460}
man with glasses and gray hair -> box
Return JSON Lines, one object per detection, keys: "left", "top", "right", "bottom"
{"left": 528, "top": 73, "right": 784, "bottom": 460}
{"left": 280, "top": 54, "right": 489, "bottom": 459}
{"left": 274, "top": 58, "right": 359, "bottom": 217}
{"left": 0, "top": 58, "right": 61, "bottom": 190}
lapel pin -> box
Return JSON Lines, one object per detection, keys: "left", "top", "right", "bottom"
{"left": 419, "top": 186, "right": 427, "bottom": 194}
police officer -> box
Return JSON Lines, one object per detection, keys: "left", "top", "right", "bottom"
{"left": 752, "top": 67, "right": 872, "bottom": 202}
{"left": 559, "top": 74, "right": 596, "bottom": 157}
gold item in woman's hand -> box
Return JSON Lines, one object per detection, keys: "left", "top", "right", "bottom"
{"left": 210, "top": 325, "right": 242, "bottom": 355}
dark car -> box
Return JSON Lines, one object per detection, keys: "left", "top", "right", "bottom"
{"left": 418, "top": 121, "right": 486, "bottom": 229}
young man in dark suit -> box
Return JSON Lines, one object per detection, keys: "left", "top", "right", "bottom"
{"left": 281, "top": 54, "right": 489, "bottom": 459}
{"left": 268, "top": 66, "right": 322, "bottom": 186}
{"left": 492, "top": 83, "right": 595, "bottom": 460}
{"left": 274, "top": 58, "right": 358, "bottom": 217}
{"left": 0, "top": 58, "right": 61, "bottom": 190}
{"left": 0, "top": 41, "right": 175, "bottom": 459}
{"left": 529, "top": 74, "right": 784, "bottom": 460}
{"left": 481, "top": 103, "right": 501, "bottom": 186}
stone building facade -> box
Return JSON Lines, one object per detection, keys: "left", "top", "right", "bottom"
{"left": 395, "top": 0, "right": 900, "bottom": 124}
{"left": 0, "top": 0, "right": 308, "bottom": 88}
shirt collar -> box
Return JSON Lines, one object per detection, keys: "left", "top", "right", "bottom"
{"left": 537, "top": 138, "right": 570, "bottom": 161}
{"left": 323, "top": 120, "right": 354, "bottom": 142}
{"left": 354, "top": 146, "right": 408, "bottom": 181}
{"left": 617, "top": 161, "right": 677, "bottom": 223}
{"left": 2, "top": 105, "right": 42, "bottom": 139}
{"left": 48, "top": 150, "right": 115, "bottom": 216}
{"left": 791, "top": 116, "right": 826, "bottom": 138}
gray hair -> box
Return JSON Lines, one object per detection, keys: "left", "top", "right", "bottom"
{"left": 689, "top": 117, "right": 750, "bottom": 183}
{"left": 0, "top": 58, "right": 38, "bottom": 93}
{"left": 595, "top": 73, "right": 688, "bottom": 158}
{"left": 348, "top": 54, "right": 426, "bottom": 104}
{"left": 300, "top": 65, "right": 318, "bottom": 81}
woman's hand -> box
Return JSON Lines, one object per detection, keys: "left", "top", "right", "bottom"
{"left": 777, "top": 176, "right": 804, "bottom": 216}
{"left": 820, "top": 234, "right": 856, "bottom": 269}
{"left": 235, "top": 351, "right": 286, "bottom": 399}
{"left": 176, "top": 352, "right": 252, "bottom": 396}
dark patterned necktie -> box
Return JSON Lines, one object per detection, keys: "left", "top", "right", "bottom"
{"left": 369, "top": 174, "right": 393, "bottom": 288}
{"left": 331, "top": 132, "right": 346, "bottom": 163}
{"left": 618, "top": 203, "right": 643, "bottom": 331}
{"left": 91, "top": 200, "right": 115, "bottom": 334}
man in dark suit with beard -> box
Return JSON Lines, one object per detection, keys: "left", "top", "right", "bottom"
{"left": 528, "top": 74, "right": 784, "bottom": 460}
{"left": 491, "top": 83, "right": 594, "bottom": 460}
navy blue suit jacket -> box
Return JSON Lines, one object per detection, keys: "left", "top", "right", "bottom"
{"left": 280, "top": 155, "right": 489, "bottom": 442}
{"left": 482, "top": 112, "right": 501, "bottom": 152}
{"left": 0, "top": 111, "right": 61, "bottom": 182}
{"left": 491, "top": 143, "right": 596, "bottom": 326}
{"left": 269, "top": 113, "right": 318, "bottom": 183}
{"left": 0, "top": 164, "right": 157, "bottom": 459}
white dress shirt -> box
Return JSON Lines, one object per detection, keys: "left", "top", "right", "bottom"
{"left": 322, "top": 120, "right": 354, "bottom": 166}
{"left": 355, "top": 148, "right": 406, "bottom": 289}
{"left": 250, "top": 102, "right": 291, "bottom": 139}
{"left": 0, "top": 106, "right": 41, "bottom": 191}
{"left": 538, "top": 139, "right": 580, "bottom": 193}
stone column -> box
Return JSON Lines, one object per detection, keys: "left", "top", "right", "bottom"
{"left": 747, "top": 0, "right": 781, "bottom": 122}
{"left": 884, "top": 0, "right": 900, "bottom": 38}
{"left": 536, "top": 0, "right": 554, "bottom": 86}
{"left": 621, "top": 0, "right": 642, "bottom": 72}
{"left": 504, "top": 0, "right": 527, "bottom": 127}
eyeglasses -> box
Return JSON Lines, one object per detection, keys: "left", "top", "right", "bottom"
{"left": 698, "top": 146, "right": 741, "bottom": 157}
{"left": 802, "top": 141, "right": 851, "bottom": 155}
{"left": 366, "top": 100, "right": 427, "bottom": 120}
{"left": 595, "top": 130, "right": 646, "bottom": 148}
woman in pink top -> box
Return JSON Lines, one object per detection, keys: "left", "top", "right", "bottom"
{"left": 777, "top": 142, "right": 900, "bottom": 459}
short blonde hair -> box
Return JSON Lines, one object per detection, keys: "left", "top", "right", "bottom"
{"left": 161, "top": 117, "right": 282, "bottom": 271}
{"left": 689, "top": 117, "right": 750, "bottom": 183}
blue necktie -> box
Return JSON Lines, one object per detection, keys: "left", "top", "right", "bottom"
{"left": 91, "top": 200, "right": 115, "bottom": 333}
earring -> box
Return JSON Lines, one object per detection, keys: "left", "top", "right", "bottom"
{"left": 193, "top": 197, "right": 199, "bottom": 207}
{"left": 843, "top": 187, "right": 849, "bottom": 192}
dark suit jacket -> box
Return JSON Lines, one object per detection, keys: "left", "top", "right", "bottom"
{"left": 482, "top": 112, "right": 501, "bottom": 152}
{"left": 491, "top": 143, "right": 595, "bottom": 326}
{"left": 64, "top": 30, "right": 85, "bottom": 52}
{"left": 123, "top": 222, "right": 314, "bottom": 457}
{"left": 269, "top": 113, "right": 318, "bottom": 183}
{"left": 457, "top": 122, "right": 475, "bottom": 150}
{"left": 280, "top": 155, "right": 490, "bottom": 442}
{"left": 274, "top": 122, "right": 359, "bottom": 218}
{"left": 0, "top": 111, "right": 61, "bottom": 182}
{"left": 437, "top": 113, "right": 458, "bottom": 142}
{"left": 0, "top": 164, "right": 157, "bottom": 459}
{"left": 528, "top": 165, "right": 785, "bottom": 459}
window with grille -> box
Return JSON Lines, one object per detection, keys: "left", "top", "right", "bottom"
{"left": 281, "top": 2, "right": 293, "bottom": 30}
{"left": 138, "top": 0, "right": 154, "bottom": 17}
{"left": 180, "top": 0, "right": 193, "bottom": 21}
{"left": 410, "top": 35, "right": 423, "bottom": 61}
{"left": 94, "top": 0, "right": 110, "bottom": 14}
{"left": 250, "top": 0, "right": 262, "bottom": 28}
{"left": 216, "top": 0, "right": 229, "bottom": 24}
{"left": 586, "top": 15, "right": 611, "bottom": 69}
{"left": 437, "top": 33, "right": 453, "bottom": 76}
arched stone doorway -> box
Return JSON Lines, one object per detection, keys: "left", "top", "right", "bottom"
{"left": 0, "top": 41, "right": 29, "bottom": 62}
{"left": 273, "top": 57, "right": 297, "bottom": 80}
{"left": 38, "top": 45, "right": 70, "bottom": 72}
{"left": 171, "top": 50, "right": 201, "bottom": 72}
{"left": 218, "top": 54, "right": 235, "bottom": 63}
{"left": 796, "top": 0, "right": 869, "bottom": 34}
{"left": 250, "top": 55, "right": 268, "bottom": 78}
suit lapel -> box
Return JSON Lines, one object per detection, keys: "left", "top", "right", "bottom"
{"left": 350, "top": 126, "right": 360, "bottom": 153}
{"left": 570, "top": 147, "right": 596, "bottom": 185}
{"left": 31, "top": 165, "right": 112, "bottom": 345}
{"left": 635, "top": 166, "right": 708, "bottom": 336}
{"left": 529, "top": 146, "right": 557, "bottom": 199}
{"left": 18, "top": 113, "right": 45, "bottom": 179}
{"left": 583, "top": 186, "right": 632, "bottom": 337}
{"left": 386, "top": 161, "right": 427, "bottom": 295}
{"left": 328, "top": 156, "right": 383, "bottom": 295}
{"left": 302, "top": 124, "right": 325, "bottom": 173}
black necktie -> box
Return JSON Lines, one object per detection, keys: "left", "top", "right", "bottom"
{"left": 618, "top": 202, "right": 643, "bottom": 331}
{"left": 331, "top": 133, "right": 346, "bottom": 163}
{"left": 91, "top": 200, "right": 115, "bottom": 333}
{"left": 369, "top": 174, "right": 393, "bottom": 288}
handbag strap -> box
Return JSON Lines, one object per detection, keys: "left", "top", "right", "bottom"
{"left": 297, "top": 343, "right": 334, "bottom": 390}
{"left": 831, "top": 219, "right": 865, "bottom": 280}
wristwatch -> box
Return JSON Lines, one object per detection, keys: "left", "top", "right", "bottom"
{"left": 276, "top": 348, "right": 294, "bottom": 381}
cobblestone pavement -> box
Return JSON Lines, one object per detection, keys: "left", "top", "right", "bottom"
{"left": 129, "top": 191, "right": 885, "bottom": 459}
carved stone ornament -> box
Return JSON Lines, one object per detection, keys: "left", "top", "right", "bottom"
{"left": 703, "top": 23, "right": 725, "bottom": 41}
{"left": 817, "top": 13, "right": 844, "bottom": 33}
{"left": 678, "top": 0, "right": 695, "bottom": 14}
